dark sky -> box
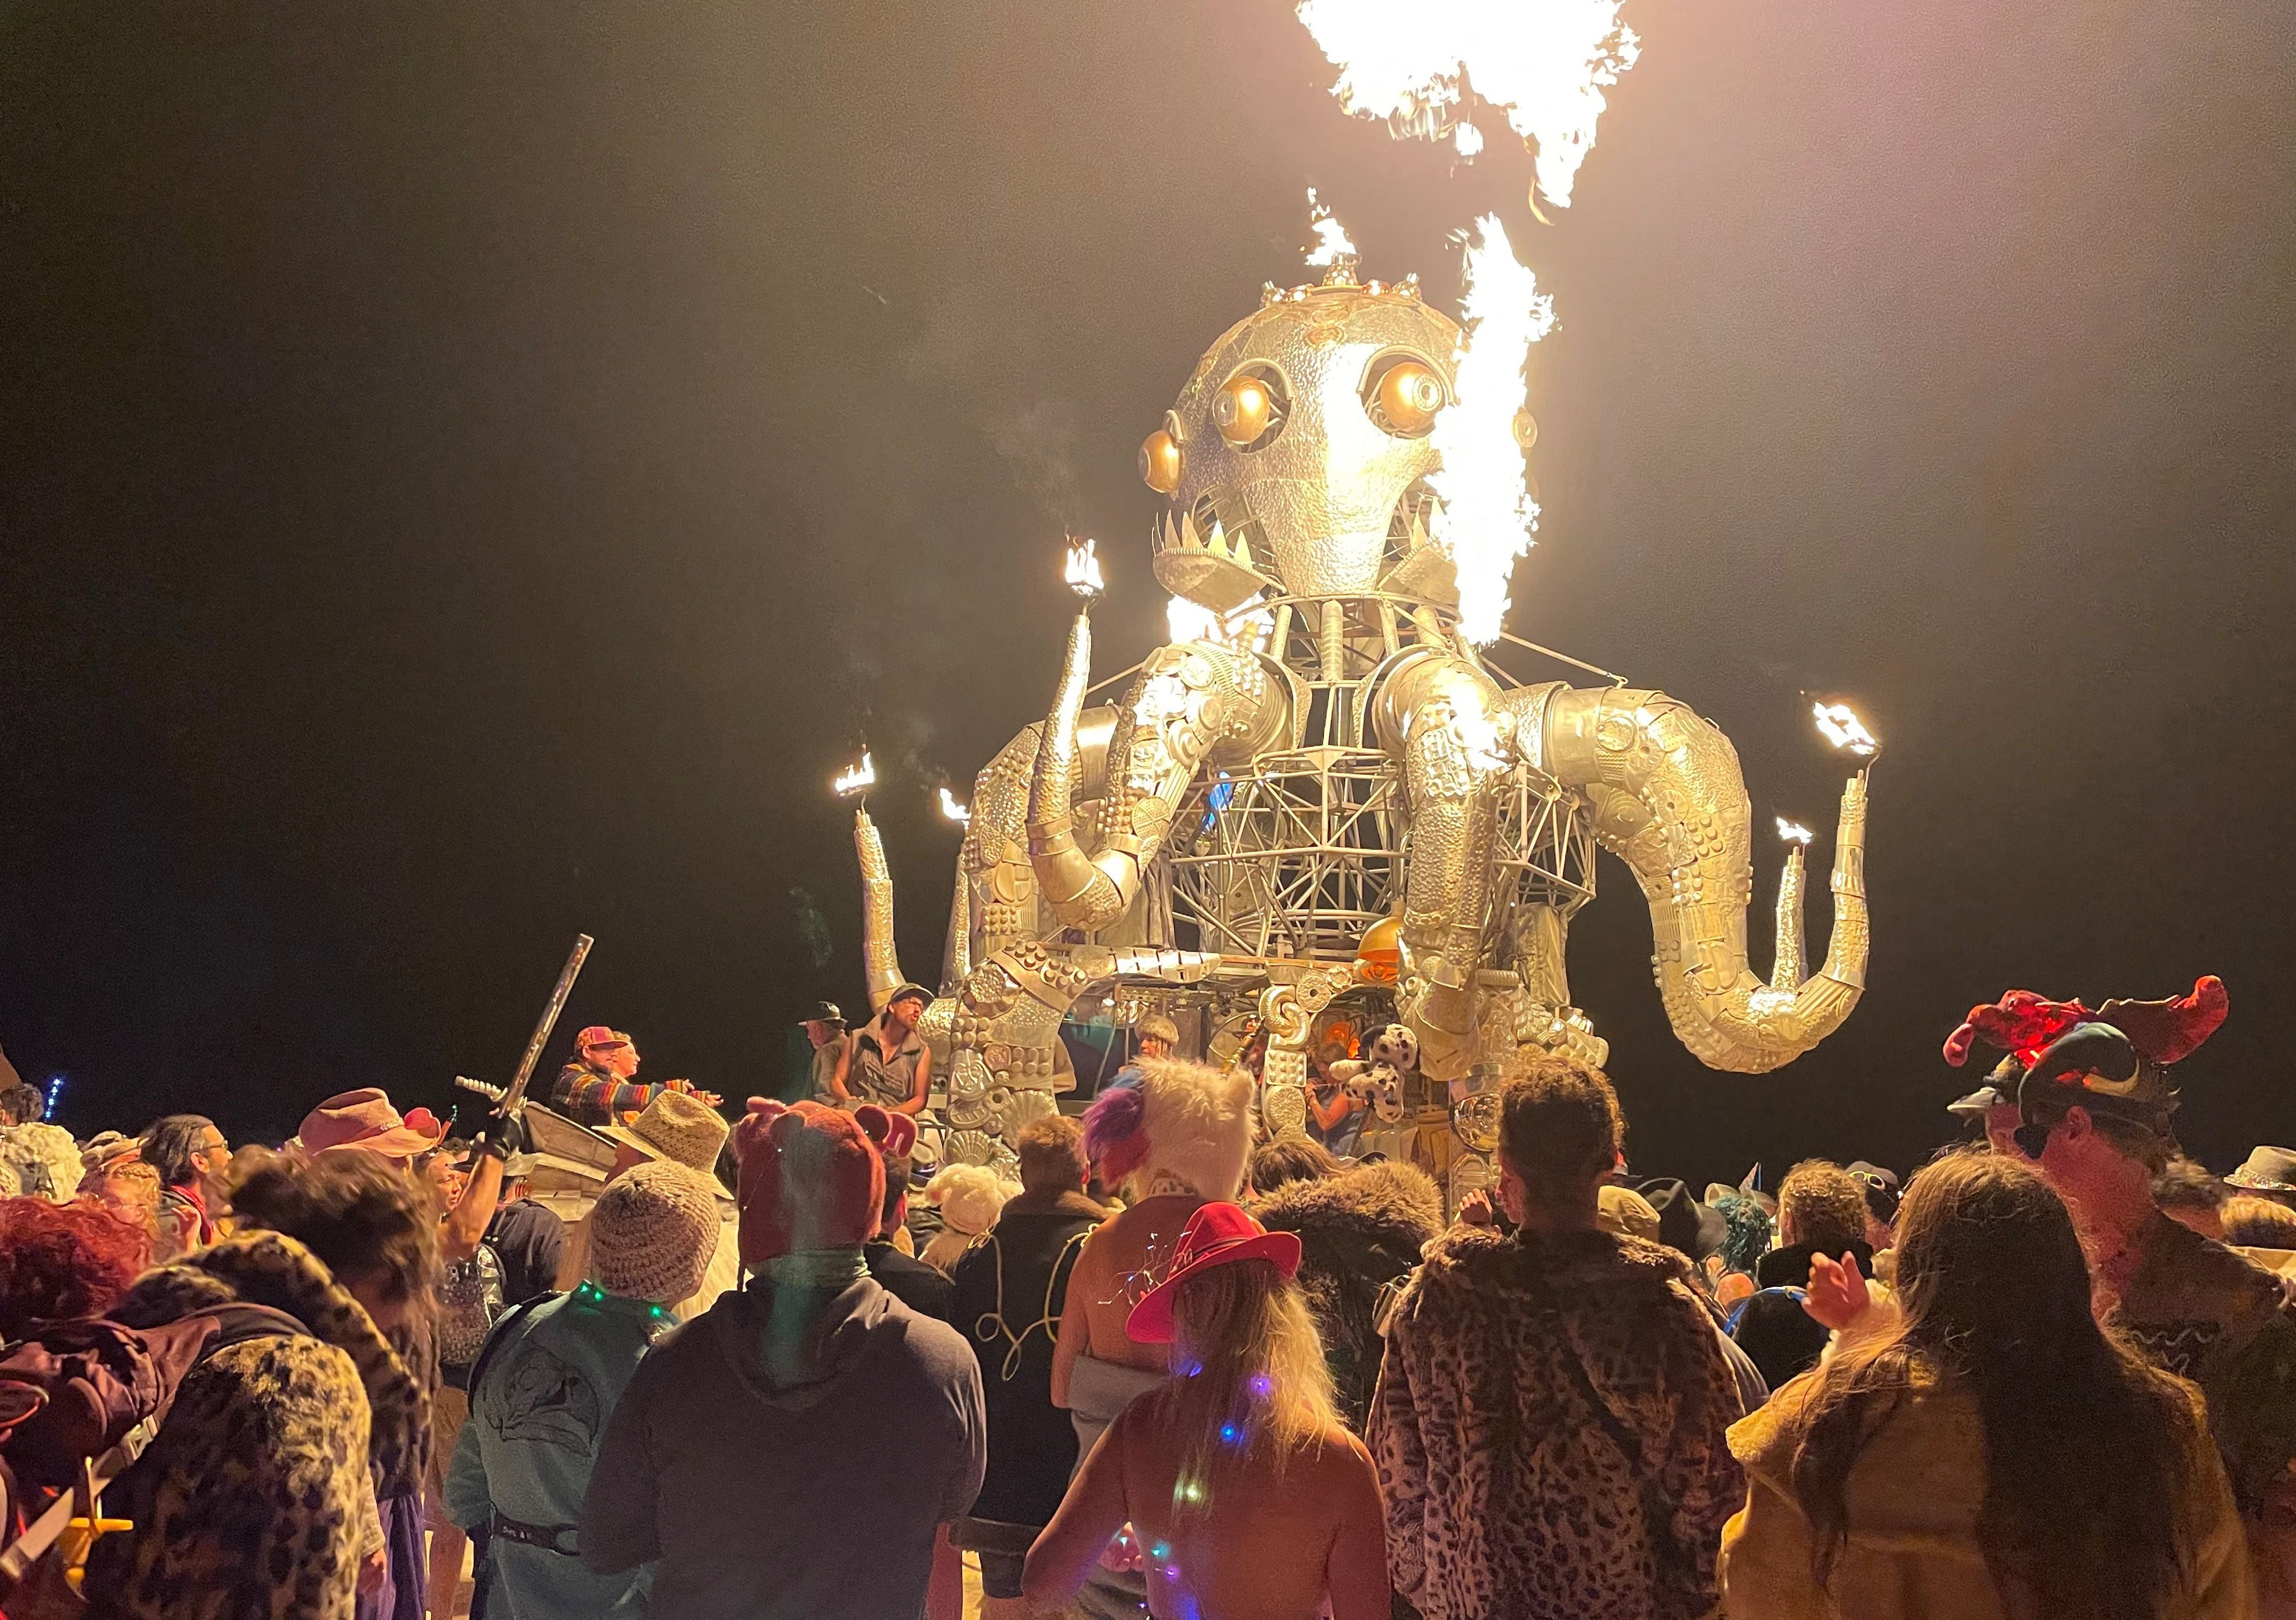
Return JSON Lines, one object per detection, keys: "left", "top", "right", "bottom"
{"left": 4, "top": 1, "right": 2291, "bottom": 1179}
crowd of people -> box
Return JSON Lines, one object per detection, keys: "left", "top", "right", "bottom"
{"left": 0, "top": 971, "right": 2293, "bottom": 1620}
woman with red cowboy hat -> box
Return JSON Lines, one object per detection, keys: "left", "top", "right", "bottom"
{"left": 1023, "top": 1200, "right": 1389, "bottom": 1620}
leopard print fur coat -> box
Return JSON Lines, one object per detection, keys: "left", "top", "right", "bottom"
{"left": 1368, "top": 1225, "right": 1746, "bottom": 1620}
{"left": 80, "top": 1230, "right": 428, "bottom": 1620}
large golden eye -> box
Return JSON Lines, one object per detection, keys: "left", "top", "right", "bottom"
{"left": 1372, "top": 359, "right": 1444, "bottom": 435}
{"left": 1214, "top": 373, "right": 1278, "bottom": 447}
{"left": 1139, "top": 429, "right": 1183, "bottom": 494}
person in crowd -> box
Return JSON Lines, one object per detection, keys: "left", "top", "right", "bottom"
{"left": 1934, "top": 976, "right": 2296, "bottom": 1605}
{"left": 2227, "top": 1147, "right": 2296, "bottom": 1212}
{"left": 1059, "top": 1058, "right": 1256, "bottom": 1449}
{"left": 82, "top": 1151, "right": 433, "bottom": 1620}
{"left": 1732, "top": 1160, "right": 1881, "bottom": 1391}
{"left": 0, "top": 1079, "right": 81, "bottom": 1203}
{"left": 1624, "top": 1178, "right": 1772, "bottom": 1415}
{"left": 1722, "top": 1150, "right": 2251, "bottom": 1619}
{"left": 801, "top": 1000, "right": 850, "bottom": 1103}
{"left": 1251, "top": 1154, "right": 1444, "bottom": 1430}
{"left": 1710, "top": 1187, "right": 1773, "bottom": 1307}
{"left": 141, "top": 1113, "right": 233, "bottom": 1248}
{"left": 0, "top": 1193, "right": 149, "bottom": 1337}
{"left": 581, "top": 1098, "right": 985, "bottom": 1619}
{"left": 549, "top": 1026, "right": 721, "bottom": 1127}
{"left": 1757, "top": 1161, "right": 1875, "bottom": 1289}
{"left": 920, "top": 1161, "right": 1012, "bottom": 1276}
{"left": 297, "top": 1085, "right": 508, "bottom": 1620}
{"left": 1844, "top": 1160, "right": 1901, "bottom": 1259}
{"left": 866, "top": 1117, "right": 955, "bottom": 1319}
{"left": 1104, "top": 1013, "right": 1182, "bottom": 1094}
{"left": 1369, "top": 1054, "right": 1746, "bottom": 1620}
{"left": 1948, "top": 1082, "right": 2023, "bottom": 1154}
{"left": 446, "top": 1160, "right": 718, "bottom": 1619}
{"left": 2224, "top": 1195, "right": 2296, "bottom": 1252}
{"left": 830, "top": 984, "right": 935, "bottom": 1115}
{"left": 1305, "top": 1041, "right": 1367, "bottom": 1157}
{"left": 1598, "top": 1182, "right": 1663, "bottom": 1242}
{"left": 1249, "top": 1135, "right": 1343, "bottom": 1197}
{"left": 1056, "top": 1058, "right": 1255, "bottom": 1617}
{"left": 76, "top": 1130, "right": 171, "bottom": 1255}
{"left": 556, "top": 1088, "right": 739, "bottom": 1322}
{"left": 948, "top": 1115, "right": 1105, "bottom": 1620}
{"left": 2159, "top": 1157, "right": 2232, "bottom": 1240}
{"left": 426, "top": 1126, "right": 548, "bottom": 1620}
{"left": 1024, "top": 1201, "right": 1389, "bottom": 1620}
{"left": 0, "top": 1077, "right": 36, "bottom": 1126}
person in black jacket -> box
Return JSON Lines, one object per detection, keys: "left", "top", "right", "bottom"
{"left": 1250, "top": 1152, "right": 1444, "bottom": 1430}
{"left": 866, "top": 1144, "right": 955, "bottom": 1320}
{"left": 948, "top": 1116, "right": 1104, "bottom": 1618}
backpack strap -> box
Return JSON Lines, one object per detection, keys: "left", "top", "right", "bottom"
{"left": 462, "top": 1293, "right": 557, "bottom": 1403}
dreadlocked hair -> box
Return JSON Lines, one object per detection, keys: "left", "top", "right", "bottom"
{"left": 1161, "top": 1257, "right": 1340, "bottom": 1516}
{"left": 1787, "top": 1150, "right": 2200, "bottom": 1620}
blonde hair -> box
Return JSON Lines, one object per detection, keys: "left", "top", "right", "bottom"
{"left": 1162, "top": 1257, "right": 1340, "bottom": 1510}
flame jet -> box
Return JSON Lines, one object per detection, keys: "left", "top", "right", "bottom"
{"left": 855, "top": 265, "right": 1872, "bottom": 1195}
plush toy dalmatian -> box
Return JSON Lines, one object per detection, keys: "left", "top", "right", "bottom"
{"left": 1334, "top": 1024, "right": 1418, "bottom": 1124}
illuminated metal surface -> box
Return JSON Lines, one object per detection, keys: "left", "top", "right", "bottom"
{"left": 852, "top": 278, "right": 1874, "bottom": 1187}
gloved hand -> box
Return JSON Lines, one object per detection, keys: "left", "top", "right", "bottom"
{"left": 473, "top": 1108, "right": 527, "bottom": 1162}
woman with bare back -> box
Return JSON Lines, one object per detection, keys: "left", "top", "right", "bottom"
{"left": 1027, "top": 1199, "right": 1390, "bottom": 1620}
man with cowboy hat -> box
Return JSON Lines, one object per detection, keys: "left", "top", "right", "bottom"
{"left": 831, "top": 984, "right": 934, "bottom": 1117}
{"left": 549, "top": 1026, "right": 722, "bottom": 1128}
{"left": 800, "top": 1000, "right": 851, "bottom": 1104}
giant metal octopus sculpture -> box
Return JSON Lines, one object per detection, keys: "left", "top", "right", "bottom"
{"left": 852, "top": 260, "right": 1872, "bottom": 1203}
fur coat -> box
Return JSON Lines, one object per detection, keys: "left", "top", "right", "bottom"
{"left": 80, "top": 1231, "right": 427, "bottom": 1620}
{"left": 1367, "top": 1225, "right": 1747, "bottom": 1620}
{"left": 1251, "top": 1160, "right": 1443, "bottom": 1430}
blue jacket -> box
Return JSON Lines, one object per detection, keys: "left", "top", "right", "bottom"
{"left": 445, "top": 1286, "right": 679, "bottom": 1618}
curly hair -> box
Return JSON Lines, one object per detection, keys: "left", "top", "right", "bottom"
{"left": 227, "top": 1149, "right": 439, "bottom": 1309}
{"left": 1713, "top": 1189, "right": 1773, "bottom": 1276}
{"left": 1496, "top": 1055, "right": 1624, "bottom": 1215}
{"left": 1778, "top": 1160, "right": 1871, "bottom": 1256}
{"left": 0, "top": 1196, "right": 151, "bottom": 1337}
{"left": 0, "top": 1082, "right": 43, "bottom": 1126}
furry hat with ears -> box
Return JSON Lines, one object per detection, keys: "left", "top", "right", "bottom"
{"left": 1082, "top": 1057, "right": 1255, "bottom": 1202}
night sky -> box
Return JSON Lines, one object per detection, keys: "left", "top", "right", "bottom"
{"left": 5, "top": 1, "right": 2290, "bottom": 1180}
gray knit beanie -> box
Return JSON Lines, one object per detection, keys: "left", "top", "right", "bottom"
{"left": 592, "top": 1160, "right": 719, "bottom": 1305}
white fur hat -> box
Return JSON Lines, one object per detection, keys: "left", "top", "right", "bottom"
{"left": 1082, "top": 1058, "right": 1255, "bottom": 1202}
{"left": 924, "top": 1162, "right": 1013, "bottom": 1237}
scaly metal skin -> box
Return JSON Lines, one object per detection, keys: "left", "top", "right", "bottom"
{"left": 856, "top": 271, "right": 1873, "bottom": 1191}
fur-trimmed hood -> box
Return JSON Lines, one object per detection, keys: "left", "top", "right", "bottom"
{"left": 1251, "top": 1159, "right": 1444, "bottom": 1251}
{"left": 110, "top": 1229, "right": 427, "bottom": 1485}
{"left": 1418, "top": 1222, "right": 1710, "bottom": 1309}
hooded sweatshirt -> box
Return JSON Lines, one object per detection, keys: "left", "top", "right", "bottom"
{"left": 1720, "top": 1367, "right": 2252, "bottom": 1619}
{"left": 581, "top": 1262, "right": 985, "bottom": 1620}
